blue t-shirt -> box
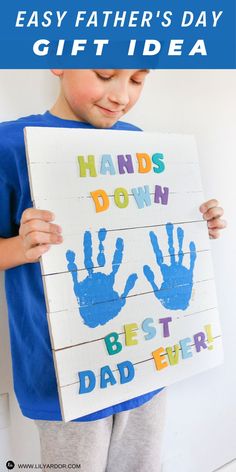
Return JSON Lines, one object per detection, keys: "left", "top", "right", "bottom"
{"left": 0, "top": 111, "right": 164, "bottom": 422}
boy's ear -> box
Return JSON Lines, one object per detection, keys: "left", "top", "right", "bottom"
{"left": 51, "top": 69, "right": 64, "bottom": 78}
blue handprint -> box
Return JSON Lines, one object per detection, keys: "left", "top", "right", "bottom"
{"left": 66, "top": 229, "right": 138, "bottom": 328}
{"left": 143, "top": 223, "right": 197, "bottom": 310}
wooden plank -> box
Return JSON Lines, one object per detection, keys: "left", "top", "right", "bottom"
{"left": 54, "top": 307, "right": 222, "bottom": 387}
{"left": 41, "top": 220, "right": 209, "bottom": 276}
{"left": 28, "top": 162, "right": 202, "bottom": 199}
{"left": 57, "top": 336, "right": 223, "bottom": 422}
{"left": 35, "top": 191, "right": 205, "bottom": 234}
{"left": 48, "top": 278, "right": 218, "bottom": 350}
{"left": 44, "top": 249, "right": 214, "bottom": 313}
{"left": 25, "top": 127, "right": 199, "bottom": 165}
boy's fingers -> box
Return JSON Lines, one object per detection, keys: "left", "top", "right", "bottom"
{"left": 203, "top": 206, "right": 224, "bottom": 221}
{"left": 25, "top": 244, "right": 51, "bottom": 262}
{"left": 199, "top": 199, "right": 227, "bottom": 239}
{"left": 20, "top": 208, "right": 55, "bottom": 224}
{"left": 24, "top": 231, "right": 63, "bottom": 248}
{"left": 199, "top": 199, "right": 219, "bottom": 213}
{"left": 209, "top": 229, "right": 220, "bottom": 239}
{"left": 19, "top": 219, "right": 62, "bottom": 238}
{"left": 207, "top": 219, "right": 227, "bottom": 229}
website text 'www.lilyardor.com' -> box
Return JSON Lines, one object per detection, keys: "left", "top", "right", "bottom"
{"left": 7, "top": 464, "right": 81, "bottom": 470}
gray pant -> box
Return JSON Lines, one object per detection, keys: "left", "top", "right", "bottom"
{"left": 35, "top": 389, "right": 167, "bottom": 472}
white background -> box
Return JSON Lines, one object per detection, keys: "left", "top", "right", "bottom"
{"left": 0, "top": 70, "right": 235, "bottom": 472}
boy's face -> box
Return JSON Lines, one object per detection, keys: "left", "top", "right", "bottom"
{"left": 51, "top": 69, "right": 149, "bottom": 128}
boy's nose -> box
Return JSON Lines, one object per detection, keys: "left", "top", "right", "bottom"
{"left": 108, "top": 84, "right": 130, "bottom": 107}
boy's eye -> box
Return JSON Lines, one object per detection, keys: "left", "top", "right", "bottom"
{"left": 95, "top": 72, "right": 112, "bottom": 81}
{"left": 95, "top": 71, "right": 143, "bottom": 85}
{"left": 131, "top": 79, "right": 143, "bottom": 85}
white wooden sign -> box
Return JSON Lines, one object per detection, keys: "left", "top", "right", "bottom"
{"left": 24, "top": 127, "right": 223, "bottom": 422}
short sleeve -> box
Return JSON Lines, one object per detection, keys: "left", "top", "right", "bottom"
{"left": 0, "top": 177, "right": 18, "bottom": 238}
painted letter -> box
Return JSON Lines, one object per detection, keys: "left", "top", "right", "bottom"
{"left": 159, "top": 317, "right": 172, "bottom": 337}
{"left": 205, "top": 324, "right": 214, "bottom": 350}
{"left": 90, "top": 189, "right": 109, "bottom": 213}
{"left": 100, "top": 154, "right": 116, "bottom": 175}
{"left": 118, "top": 360, "right": 135, "bottom": 384}
{"left": 194, "top": 331, "right": 208, "bottom": 352}
{"left": 152, "top": 153, "right": 165, "bottom": 173}
{"left": 114, "top": 188, "right": 129, "bottom": 208}
{"left": 136, "top": 153, "right": 152, "bottom": 173}
{"left": 77, "top": 155, "right": 97, "bottom": 177}
{"left": 78, "top": 370, "right": 96, "bottom": 394}
{"left": 180, "top": 337, "right": 193, "bottom": 359}
{"left": 142, "top": 317, "right": 156, "bottom": 340}
{"left": 131, "top": 185, "right": 151, "bottom": 209}
{"left": 118, "top": 154, "right": 134, "bottom": 174}
{"left": 124, "top": 323, "right": 138, "bottom": 346}
{"left": 104, "top": 332, "right": 123, "bottom": 355}
{"left": 166, "top": 345, "right": 180, "bottom": 365}
{"left": 154, "top": 185, "right": 169, "bottom": 205}
{"left": 152, "top": 347, "right": 168, "bottom": 370}
{"left": 100, "top": 365, "right": 117, "bottom": 388}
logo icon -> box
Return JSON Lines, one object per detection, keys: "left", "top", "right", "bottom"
{"left": 6, "top": 461, "right": 15, "bottom": 470}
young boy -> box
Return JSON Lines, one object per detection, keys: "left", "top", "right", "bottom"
{"left": 0, "top": 70, "right": 226, "bottom": 472}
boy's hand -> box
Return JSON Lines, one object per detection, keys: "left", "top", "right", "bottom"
{"left": 19, "top": 208, "right": 63, "bottom": 262}
{"left": 199, "top": 199, "right": 227, "bottom": 239}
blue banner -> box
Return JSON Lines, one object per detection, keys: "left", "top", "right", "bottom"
{"left": 0, "top": 0, "right": 235, "bottom": 68}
